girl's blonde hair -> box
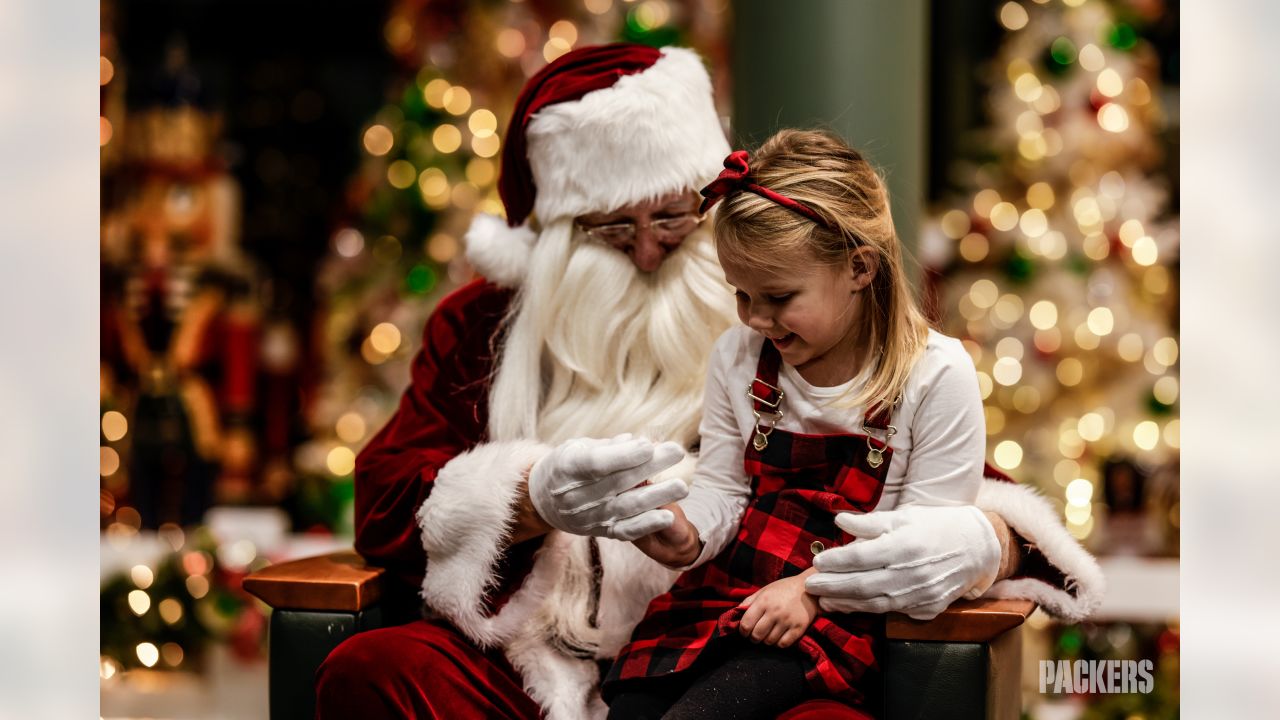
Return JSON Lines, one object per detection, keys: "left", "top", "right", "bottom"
{"left": 713, "top": 128, "right": 931, "bottom": 417}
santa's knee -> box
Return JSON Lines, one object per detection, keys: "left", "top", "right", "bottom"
{"left": 316, "top": 630, "right": 400, "bottom": 702}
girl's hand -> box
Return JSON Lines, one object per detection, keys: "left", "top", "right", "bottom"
{"left": 737, "top": 569, "right": 819, "bottom": 648}
{"left": 631, "top": 503, "right": 702, "bottom": 568}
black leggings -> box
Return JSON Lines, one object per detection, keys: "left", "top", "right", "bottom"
{"left": 606, "top": 640, "right": 810, "bottom": 720}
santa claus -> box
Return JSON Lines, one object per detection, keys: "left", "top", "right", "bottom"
{"left": 316, "top": 44, "right": 1102, "bottom": 719}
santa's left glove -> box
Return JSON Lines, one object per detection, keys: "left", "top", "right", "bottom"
{"left": 527, "top": 435, "right": 688, "bottom": 542}
{"left": 805, "top": 505, "right": 1002, "bottom": 620}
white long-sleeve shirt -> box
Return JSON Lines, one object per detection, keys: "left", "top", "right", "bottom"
{"left": 678, "top": 325, "right": 987, "bottom": 568}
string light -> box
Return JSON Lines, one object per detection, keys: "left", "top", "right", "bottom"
{"left": 387, "top": 160, "right": 416, "bottom": 189}
{"left": 1096, "top": 68, "right": 1124, "bottom": 97}
{"left": 363, "top": 125, "right": 394, "bottom": 156}
{"left": 1026, "top": 182, "right": 1055, "bottom": 209}
{"left": 370, "top": 323, "right": 401, "bottom": 354}
{"left": 423, "top": 79, "right": 450, "bottom": 108}
{"left": 1098, "top": 103, "right": 1130, "bottom": 133}
{"left": 994, "top": 440, "right": 1023, "bottom": 469}
{"left": 1029, "top": 300, "right": 1058, "bottom": 329}
{"left": 1077, "top": 413, "right": 1105, "bottom": 442}
{"left": 432, "top": 125, "right": 462, "bottom": 153}
{"left": 495, "top": 29, "right": 525, "bottom": 58}
{"left": 102, "top": 411, "right": 128, "bottom": 441}
{"left": 127, "top": 590, "right": 151, "bottom": 616}
{"left": 1133, "top": 421, "right": 1160, "bottom": 450}
{"left": 549, "top": 20, "right": 579, "bottom": 45}
{"left": 1153, "top": 337, "right": 1179, "bottom": 366}
{"left": 468, "top": 109, "right": 498, "bottom": 138}
{"left": 1013, "top": 386, "right": 1041, "bottom": 413}
{"left": 959, "top": 232, "right": 989, "bottom": 262}
{"left": 1083, "top": 233, "right": 1110, "bottom": 260}
{"left": 940, "top": 209, "right": 970, "bottom": 239}
{"left": 1054, "top": 460, "right": 1080, "bottom": 487}
{"left": 990, "top": 202, "right": 1019, "bottom": 230}
{"left": 101, "top": 447, "right": 120, "bottom": 477}
{"left": 1074, "top": 323, "right": 1101, "bottom": 350}
{"left": 465, "top": 158, "right": 496, "bottom": 186}
{"left": 336, "top": 413, "right": 367, "bottom": 444}
{"left": 1078, "top": 44, "right": 1105, "bottom": 72}
{"left": 999, "top": 1, "right": 1029, "bottom": 30}
{"left": 1086, "top": 307, "right": 1115, "bottom": 336}
{"left": 472, "top": 133, "right": 501, "bottom": 158}
{"left": 1066, "top": 478, "right": 1094, "bottom": 506}
{"left": 442, "top": 87, "right": 472, "bottom": 115}
{"left": 973, "top": 189, "right": 1002, "bottom": 218}
{"left": 427, "top": 233, "right": 460, "bottom": 263}
{"left": 327, "top": 447, "right": 357, "bottom": 476}
{"left": 1034, "top": 327, "right": 1062, "bottom": 353}
{"left": 976, "top": 371, "right": 994, "bottom": 399}
{"left": 162, "top": 643, "right": 185, "bottom": 667}
{"left": 993, "top": 357, "right": 1023, "bottom": 386}
{"left": 1107, "top": 336, "right": 1140, "bottom": 365}
{"left": 1153, "top": 376, "right": 1179, "bottom": 404}
{"left": 1132, "top": 235, "right": 1159, "bottom": 265}
{"left": 334, "top": 228, "right": 364, "bottom": 258}
{"left": 1057, "top": 358, "right": 1084, "bottom": 386}
{"left": 130, "top": 565, "right": 154, "bottom": 590}
{"left": 969, "top": 279, "right": 1000, "bottom": 308}
{"left": 544, "top": 38, "right": 572, "bottom": 63}
{"left": 585, "top": 0, "right": 614, "bottom": 14}
{"left": 996, "top": 336, "right": 1024, "bottom": 360}
{"left": 159, "top": 598, "right": 184, "bottom": 625}
{"left": 1019, "top": 208, "right": 1048, "bottom": 237}
{"left": 186, "top": 575, "right": 209, "bottom": 599}
{"left": 136, "top": 643, "right": 160, "bottom": 668}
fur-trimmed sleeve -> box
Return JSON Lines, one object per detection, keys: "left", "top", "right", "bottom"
{"left": 417, "top": 440, "right": 568, "bottom": 647}
{"left": 353, "top": 280, "right": 513, "bottom": 590}
{"left": 975, "top": 473, "right": 1106, "bottom": 623}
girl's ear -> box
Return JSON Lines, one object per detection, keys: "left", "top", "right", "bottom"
{"left": 847, "top": 246, "right": 879, "bottom": 292}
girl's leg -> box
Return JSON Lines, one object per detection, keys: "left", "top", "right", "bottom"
{"left": 662, "top": 641, "right": 810, "bottom": 720}
{"left": 606, "top": 672, "right": 698, "bottom": 720}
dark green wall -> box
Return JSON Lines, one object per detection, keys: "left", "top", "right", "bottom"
{"left": 730, "top": 0, "right": 928, "bottom": 260}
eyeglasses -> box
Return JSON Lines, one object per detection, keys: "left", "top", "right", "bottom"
{"left": 575, "top": 212, "right": 706, "bottom": 247}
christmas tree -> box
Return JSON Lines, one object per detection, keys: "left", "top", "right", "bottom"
{"left": 922, "top": 0, "right": 1179, "bottom": 556}
{"left": 293, "top": 0, "right": 729, "bottom": 533}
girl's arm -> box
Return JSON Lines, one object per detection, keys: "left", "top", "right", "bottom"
{"left": 897, "top": 336, "right": 987, "bottom": 506}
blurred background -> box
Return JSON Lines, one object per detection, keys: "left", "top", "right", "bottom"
{"left": 97, "top": 0, "right": 1178, "bottom": 717}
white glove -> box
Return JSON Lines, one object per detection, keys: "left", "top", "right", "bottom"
{"left": 804, "top": 505, "right": 1002, "bottom": 620}
{"left": 528, "top": 435, "right": 688, "bottom": 541}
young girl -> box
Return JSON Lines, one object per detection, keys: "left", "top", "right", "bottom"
{"left": 601, "top": 129, "right": 996, "bottom": 719}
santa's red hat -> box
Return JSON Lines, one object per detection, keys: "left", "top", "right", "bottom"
{"left": 501, "top": 43, "right": 729, "bottom": 226}
{"left": 467, "top": 44, "right": 730, "bottom": 284}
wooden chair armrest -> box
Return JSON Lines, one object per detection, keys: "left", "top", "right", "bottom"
{"left": 886, "top": 598, "right": 1035, "bottom": 643}
{"left": 243, "top": 551, "right": 385, "bottom": 612}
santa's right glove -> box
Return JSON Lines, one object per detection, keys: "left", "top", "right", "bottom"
{"left": 805, "top": 505, "right": 1002, "bottom": 621}
{"left": 528, "top": 435, "right": 688, "bottom": 542}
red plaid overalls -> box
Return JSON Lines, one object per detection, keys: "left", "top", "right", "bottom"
{"left": 606, "top": 340, "right": 895, "bottom": 706}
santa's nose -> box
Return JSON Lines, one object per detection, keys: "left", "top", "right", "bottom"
{"left": 628, "top": 228, "right": 683, "bottom": 273}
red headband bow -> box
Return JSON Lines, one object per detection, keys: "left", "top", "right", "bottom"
{"left": 698, "top": 150, "right": 831, "bottom": 229}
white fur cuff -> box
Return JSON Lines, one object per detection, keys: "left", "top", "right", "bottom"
{"left": 417, "top": 440, "right": 560, "bottom": 647}
{"left": 976, "top": 479, "right": 1106, "bottom": 623}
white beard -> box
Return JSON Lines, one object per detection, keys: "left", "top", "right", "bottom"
{"left": 487, "top": 217, "right": 736, "bottom": 449}
{"left": 483, "top": 218, "right": 736, "bottom": 673}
